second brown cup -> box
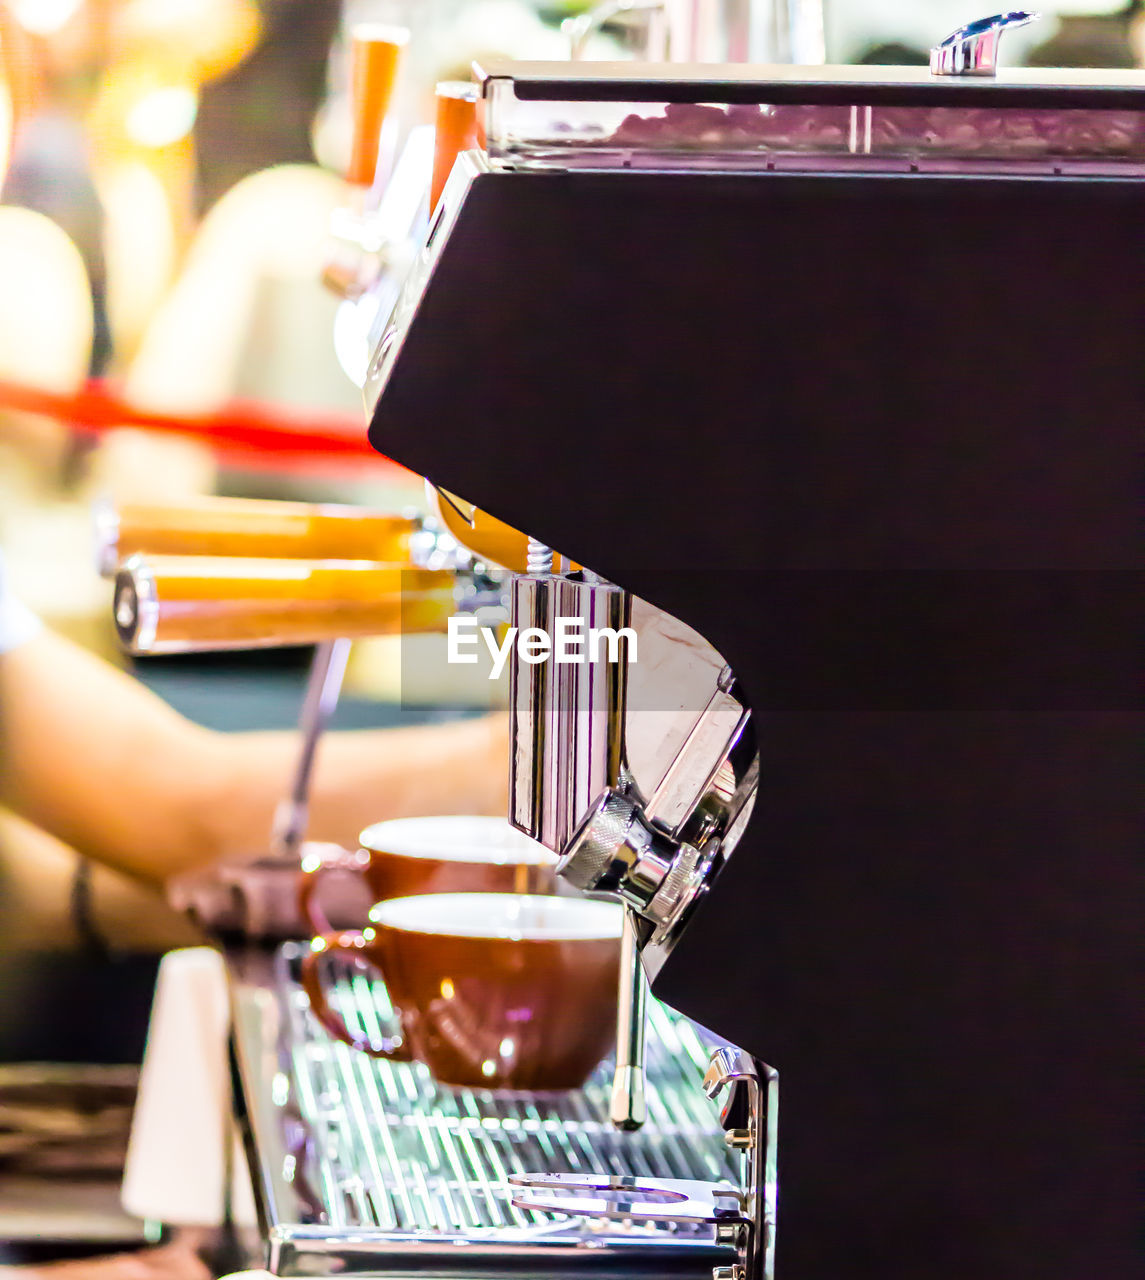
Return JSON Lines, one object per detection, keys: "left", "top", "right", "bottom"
{"left": 299, "top": 815, "right": 558, "bottom": 935}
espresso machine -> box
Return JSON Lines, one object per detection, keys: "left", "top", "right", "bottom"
{"left": 361, "top": 22, "right": 1143, "bottom": 1280}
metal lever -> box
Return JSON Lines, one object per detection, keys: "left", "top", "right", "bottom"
{"left": 609, "top": 909, "right": 647, "bottom": 1131}
{"left": 270, "top": 638, "right": 352, "bottom": 860}
{"left": 930, "top": 11, "right": 1038, "bottom": 77}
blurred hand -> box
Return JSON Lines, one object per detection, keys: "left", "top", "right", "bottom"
{"left": 8, "top": 1238, "right": 210, "bottom": 1280}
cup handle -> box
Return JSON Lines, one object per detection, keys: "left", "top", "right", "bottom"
{"left": 299, "top": 931, "right": 412, "bottom": 1060}
{"left": 298, "top": 843, "right": 369, "bottom": 935}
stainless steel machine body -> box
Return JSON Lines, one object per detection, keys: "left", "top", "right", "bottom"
{"left": 364, "top": 57, "right": 1143, "bottom": 1280}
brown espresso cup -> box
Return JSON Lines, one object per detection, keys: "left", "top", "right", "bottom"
{"left": 299, "top": 815, "right": 559, "bottom": 935}
{"left": 299, "top": 892, "right": 623, "bottom": 1090}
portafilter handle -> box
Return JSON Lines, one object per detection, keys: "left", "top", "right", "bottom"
{"left": 113, "top": 555, "right": 457, "bottom": 655}
{"left": 94, "top": 495, "right": 418, "bottom": 577}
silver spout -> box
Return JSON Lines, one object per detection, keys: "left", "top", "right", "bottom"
{"left": 610, "top": 909, "right": 648, "bottom": 1131}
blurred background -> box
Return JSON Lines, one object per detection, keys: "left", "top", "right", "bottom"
{"left": 0, "top": 0, "right": 1141, "bottom": 1262}
{"left": 1, "top": 0, "right": 1142, "bottom": 651}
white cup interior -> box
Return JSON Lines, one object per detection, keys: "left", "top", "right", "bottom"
{"left": 368, "top": 893, "right": 623, "bottom": 941}
{"left": 359, "top": 815, "right": 557, "bottom": 866}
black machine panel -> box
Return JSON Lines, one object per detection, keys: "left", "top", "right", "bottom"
{"left": 368, "top": 170, "right": 1142, "bottom": 1279}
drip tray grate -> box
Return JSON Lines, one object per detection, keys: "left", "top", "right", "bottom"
{"left": 233, "top": 942, "right": 739, "bottom": 1274}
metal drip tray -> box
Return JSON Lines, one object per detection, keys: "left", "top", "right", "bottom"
{"left": 230, "top": 942, "right": 739, "bottom": 1276}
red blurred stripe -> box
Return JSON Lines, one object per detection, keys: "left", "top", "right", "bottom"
{"left": 0, "top": 376, "right": 409, "bottom": 475}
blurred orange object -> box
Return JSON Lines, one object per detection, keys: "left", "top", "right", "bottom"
{"left": 84, "top": 0, "right": 264, "bottom": 349}
{"left": 346, "top": 23, "right": 408, "bottom": 187}
{"left": 109, "top": 0, "right": 262, "bottom": 86}
{"left": 430, "top": 80, "right": 479, "bottom": 213}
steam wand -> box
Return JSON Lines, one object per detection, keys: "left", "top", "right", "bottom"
{"left": 270, "top": 638, "right": 352, "bottom": 860}
{"left": 610, "top": 907, "right": 648, "bottom": 1130}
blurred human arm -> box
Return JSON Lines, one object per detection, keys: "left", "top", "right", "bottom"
{"left": 0, "top": 627, "right": 507, "bottom": 888}
{"left": 1, "top": 1234, "right": 211, "bottom": 1280}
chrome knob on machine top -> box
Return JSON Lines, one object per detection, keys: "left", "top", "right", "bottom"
{"left": 929, "top": 10, "right": 1038, "bottom": 76}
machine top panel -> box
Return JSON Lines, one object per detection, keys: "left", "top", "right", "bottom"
{"left": 475, "top": 60, "right": 1145, "bottom": 175}
{"left": 474, "top": 58, "right": 1145, "bottom": 106}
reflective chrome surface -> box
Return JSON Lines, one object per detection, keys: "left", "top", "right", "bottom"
{"left": 511, "top": 1048, "right": 778, "bottom": 1280}
{"left": 930, "top": 11, "right": 1038, "bottom": 77}
{"left": 560, "top": 790, "right": 686, "bottom": 913}
{"left": 231, "top": 944, "right": 739, "bottom": 1275}
{"left": 473, "top": 61, "right": 1145, "bottom": 181}
{"left": 113, "top": 555, "right": 157, "bottom": 653}
{"left": 610, "top": 910, "right": 649, "bottom": 1131}
{"left": 509, "top": 574, "right": 631, "bottom": 852}
{"left": 508, "top": 565, "right": 758, "bottom": 978}
{"left": 509, "top": 572, "right": 562, "bottom": 844}
{"left": 505, "top": 559, "right": 758, "bottom": 1161}
{"left": 703, "top": 1049, "right": 778, "bottom": 1280}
